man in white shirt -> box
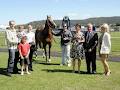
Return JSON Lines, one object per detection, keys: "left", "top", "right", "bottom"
{"left": 26, "top": 24, "right": 35, "bottom": 71}
{"left": 5, "top": 21, "right": 18, "bottom": 76}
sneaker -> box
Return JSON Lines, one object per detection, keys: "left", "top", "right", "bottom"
{"left": 60, "top": 64, "right": 63, "bottom": 66}
{"left": 92, "top": 71, "right": 97, "bottom": 74}
{"left": 26, "top": 72, "right": 31, "bottom": 75}
{"left": 48, "top": 59, "right": 51, "bottom": 62}
{"left": 21, "top": 72, "right": 24, "bottom": 75}
{"left": 6, "top": 73, "right": 12, "bottom": 77}
{"left": 68, "top": 63, "right": 71, "bottom": 67}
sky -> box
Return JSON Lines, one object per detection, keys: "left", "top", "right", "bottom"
{"left": 0, "top": 0, "right": 120, "bottom": 25}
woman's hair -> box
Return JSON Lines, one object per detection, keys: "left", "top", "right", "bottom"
{"left": 21, "top": 36, "right": 27, "bottom": 43}
{"left": 100, "top": 23, "right": 110, "bottom": 33}
{"left": 75, "top": 23, "right": 81, "bottom": 29}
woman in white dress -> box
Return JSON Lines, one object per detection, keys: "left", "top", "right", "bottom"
{"left": 98, "top": 23, "right": 111, "bottom": 76}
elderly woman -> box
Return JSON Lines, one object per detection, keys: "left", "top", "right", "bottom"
{"left": 70, "top": 24, "right": 85, "bottom": 73}
{"left": 98, "top": 23, "right": 111, "bottom": 76}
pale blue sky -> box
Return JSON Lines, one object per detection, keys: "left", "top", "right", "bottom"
{"left": 0, "top": 0, "right": 120, "bottom": 24}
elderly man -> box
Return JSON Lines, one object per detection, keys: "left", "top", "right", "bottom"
{"left": 84, "top": 23, "right": 98, "bottom": 74}
{"left": 5, "top": 21, "right": 18, "bottom": 76}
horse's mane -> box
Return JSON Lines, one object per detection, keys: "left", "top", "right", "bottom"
{"left": 36, "top": 25, "right": 45, "bottom": 31}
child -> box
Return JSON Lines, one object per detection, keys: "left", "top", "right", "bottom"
{"left": 70, "top": 24, "right": 85, "bottom": 73}
{"left": 18, "top": 36, "right": 31, "bottom": 75}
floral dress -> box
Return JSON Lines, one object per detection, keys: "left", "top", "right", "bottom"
{"left": 70, "top": 31, "right": 84, "bottom": 60}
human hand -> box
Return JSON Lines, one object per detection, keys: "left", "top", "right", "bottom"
{"left": 25, "top": 56, "right": 28, "bottom": 59}
{"left": 21, "top": 56, "right": 24, "bottom": 59}
{"left": 88, "top": 48, "right": 92, "bottom": 52}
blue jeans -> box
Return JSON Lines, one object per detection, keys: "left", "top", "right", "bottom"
{"left": 7, "top": 49, "right": 17, "bottom": 73}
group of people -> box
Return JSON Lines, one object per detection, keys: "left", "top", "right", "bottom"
{"left": 5, "top": 17, "right": 111, "bottom": 77}
{"left": 53, "top": 22, "right": 111, "bottom": 76}
{"left": 5, "top": 21, "right": 35, "bottom": 76}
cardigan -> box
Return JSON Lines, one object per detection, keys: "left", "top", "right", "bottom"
{"left": 99, "top": 32, "right": 111, "bottom": 54}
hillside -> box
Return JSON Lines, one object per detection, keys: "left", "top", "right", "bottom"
{"left": 19, "top": 16, "right": 120, "bottom": 28}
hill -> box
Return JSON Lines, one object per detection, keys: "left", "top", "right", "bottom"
{"left": 19, "top": 16, "right": 120, "bottom": 29}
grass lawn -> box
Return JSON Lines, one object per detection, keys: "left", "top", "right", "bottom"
{"left": 0, "top": 52, "right": 120, "bottom": 90}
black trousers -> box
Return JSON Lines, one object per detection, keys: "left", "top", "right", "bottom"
{"left": 29, "top": 45, "right": 35, "bottom": 70}
{"left": 85, "top": 49, "right": 96, "bottom": 73}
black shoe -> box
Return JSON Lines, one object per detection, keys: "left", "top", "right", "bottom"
{"left": 29, "top": 68, "right": 33, "bottom": 71}
{"left": 86, "top": 71, "right": 91, "bottom": 74}
{"left": 6, "top": 73, "right": 12, "bottom": 77}
{"left": 31, "top": 69, "right": 33, "bottom": 71}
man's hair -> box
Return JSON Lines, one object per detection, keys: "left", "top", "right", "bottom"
{"left": 9, "top": 20, "right": 15, "bottom": 25}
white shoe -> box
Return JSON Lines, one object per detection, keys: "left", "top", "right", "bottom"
{"left": 68, "top": 63, "right": 71, "bottom": 67}
{"left": 26, "top": 72, "right": 31, "bottom": 75}
{"left": 21, "top": 72, "right": 24, "bottom": 75}
{"left": 60, "top": 64, "right": 63, "bottom": 66}
{"left": 48, "top": 59, "right": 51, "bottom": 62}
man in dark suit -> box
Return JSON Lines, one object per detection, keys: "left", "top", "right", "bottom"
{"left": 84, "top": 23, "right": 98, "bottom": 74}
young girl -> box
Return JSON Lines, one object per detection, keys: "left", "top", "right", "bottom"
{"left": 18, "top": 36, "right": 31, "bottom": 75}
{"left": 70, "top": 24, "right": 85, "bottom": 73}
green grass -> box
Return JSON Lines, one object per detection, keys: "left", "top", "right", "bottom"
{"left": 0, "top": 32, "right": 7, "bottom": 48}
{"left": 0, "top": 52, "right": 120, "bottom": 90}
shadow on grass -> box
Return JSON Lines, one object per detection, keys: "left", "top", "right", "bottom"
{"left": 0, "top": 68, "right": 9, "bottom": 76}
{"left": 33, "top": 59, "right": 60, "bottom": 66}
{"left": 42, "top": 69, "right": 103, "bottom": 75}
{"left": 0, "top": 68, "right": 21, "bottom": 77}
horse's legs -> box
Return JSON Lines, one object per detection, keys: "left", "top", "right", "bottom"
{"left": 48, "top": 43, "right": 52, "bottom": 62}
{"left": 43, "top": 44, "right": 47, "bottom": 63}
{"left": 39, "top": 41, "right": 42, "bottom": 48}
{"left": 39, "top": 41, "right": 45, "bottom": 58}
{"left": 34, "top": 41, "right": 39, "bottom": 58}
{"left": 42, "top": 49, "right": 45, "bottom": 58}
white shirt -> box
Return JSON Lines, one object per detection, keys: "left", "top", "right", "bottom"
{"left": 26, "top": 31, "right": 35, "bottom": 43}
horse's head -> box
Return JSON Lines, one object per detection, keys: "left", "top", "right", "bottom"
{"left": 45, "top": 15, "right": 56, "bottom": 29}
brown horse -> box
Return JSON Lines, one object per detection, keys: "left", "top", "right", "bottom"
{"left": 35, "top": 16, "right": 56, "bottom": 63}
